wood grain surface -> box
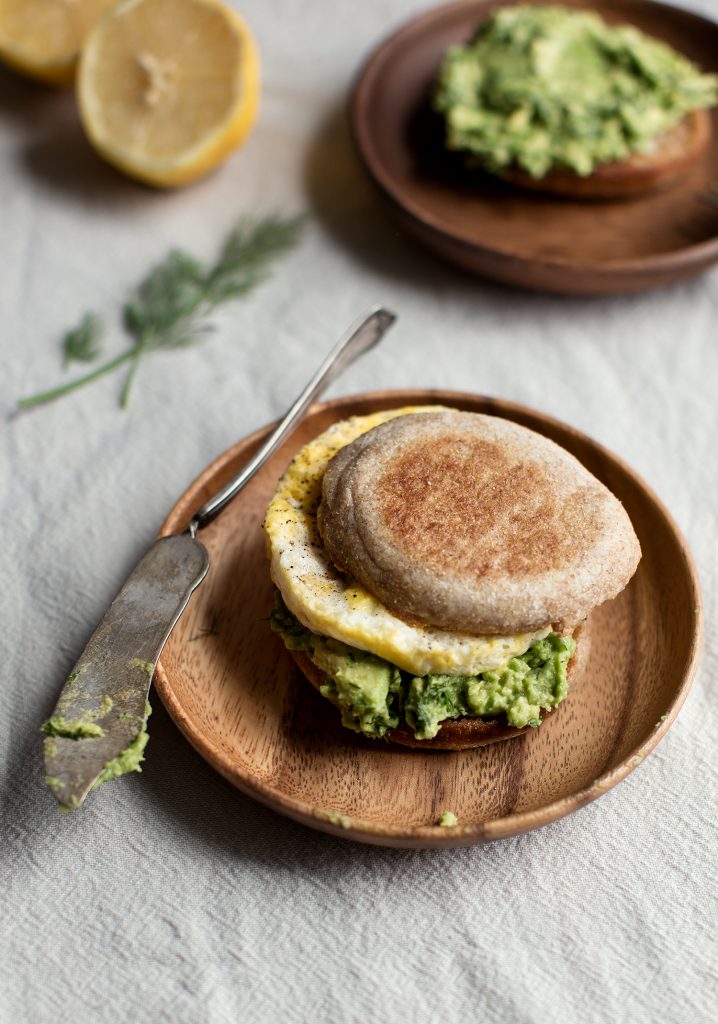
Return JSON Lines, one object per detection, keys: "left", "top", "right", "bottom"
{"left": 155, "top": 390, "right": 702, "bottom": 847}
{"left": 350, "top": 0, "right": 718, "bottom": 295}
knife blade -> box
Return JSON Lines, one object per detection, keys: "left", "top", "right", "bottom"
{"left": 42, "top": 307, "right": 396, "bottom": 809}
{"left": 43, "top": 534, "right": 208, "bottom": 810}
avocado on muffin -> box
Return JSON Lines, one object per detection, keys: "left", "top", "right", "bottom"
{"left": 433, "top": 4, "right": 717, "bottom": 198}
{"left": 263, "top": 407, "right": 640, "bottom": 749}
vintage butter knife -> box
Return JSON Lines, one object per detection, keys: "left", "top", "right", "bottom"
{"left": 43, "top": 307, "right": 396, "bottom": 809}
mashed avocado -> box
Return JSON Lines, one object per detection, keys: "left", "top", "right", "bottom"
{"left": 270, "top": 597, "right": 402, "bottom": 735}
{"left": 433, "top": 5, "right": 718, "bottom": 178}
{"left": 92, "top": 729, "right": 149, "bottom": 788}
{"left": 93, "top": 702, "right": 152, "bottom": 789}
{"left": 438, "top": 810, "right": 458, "bottom": 827}
{"left": 270, "top": 595, "right": 575, "bottom": 740}
{"left": 41, "top": 716, "right": 105, "bottom": 739}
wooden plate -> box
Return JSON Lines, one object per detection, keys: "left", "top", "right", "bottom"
{"left": 350, "top": 0, "right": 718, "bottom": 295}
{"left": 155, "top": 390, "right": 702, "bottom": 848}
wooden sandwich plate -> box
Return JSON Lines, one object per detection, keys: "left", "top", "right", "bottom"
{"left": 155, "top": 390, "right": 702, "bottom": 848}
{"left": 350, "top": 0, "right": 718, "bottom": 295}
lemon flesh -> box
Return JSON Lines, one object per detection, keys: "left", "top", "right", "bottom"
{"left": 0, "top": 0, "right": 116, "bottom": 85}
{"left": 78, "top": 0, "right": 259, "bottom": 187}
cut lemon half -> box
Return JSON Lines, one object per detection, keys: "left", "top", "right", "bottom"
{"left": 77, "top": 0, "right": 260, "bottom": 188}
{"left": 0, "top": 0, "right": 117, "bottom": 86}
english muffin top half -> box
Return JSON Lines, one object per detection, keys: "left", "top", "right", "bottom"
{"left": 317, "top": 411, "right": 641, "bottom": 635}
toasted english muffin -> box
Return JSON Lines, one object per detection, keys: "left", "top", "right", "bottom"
{"left": 501, "top": 110, "right": 711, "bottom": 199}
{"left": 317, "top": 411, "right": 641, "bottom": 635}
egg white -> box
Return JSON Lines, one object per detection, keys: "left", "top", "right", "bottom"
{"left": 263, "top": 408, "right": 550, "bottom": 677}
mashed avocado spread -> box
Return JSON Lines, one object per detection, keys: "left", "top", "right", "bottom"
{"left": 433, "top": 5, "right": 717, "bottom": 178}
{"left": 41, "top": 717, "right": 105, "bottom": 739}
{"left": 270, "top": 596, "right": 575, "bottom": 740}
{"left": 92, "top": 722, "right": 150, "bottom": 789}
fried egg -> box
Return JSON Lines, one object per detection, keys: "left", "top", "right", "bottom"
{"left": 263, "top": 408, "right": 550, "bottom": 677}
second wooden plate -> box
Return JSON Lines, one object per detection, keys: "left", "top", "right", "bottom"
{"left": 154, "top": 390, "right": 701, "bottom": 848}
{"left": 350, "top": 0, "right": 718, "bottom": 295}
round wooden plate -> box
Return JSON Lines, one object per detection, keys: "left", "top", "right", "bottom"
{"left": 350, "top": 0, "right": 718, "bottom": 295}
{"left": 155, "top": 390, "right": 702, "bottom": 848}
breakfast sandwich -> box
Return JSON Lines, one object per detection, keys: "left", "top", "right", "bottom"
{"left": 433, "top": 5, "right": 718, "bottom": 198}
{"left": 264, "top": 407, "right": 641, "bottom": 749}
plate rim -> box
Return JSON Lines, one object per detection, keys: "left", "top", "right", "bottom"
{"left": 349, "top": 0, "right": 718, "bottom": 279}
{"left": 154, "top": 389, "right": 703, "bottom": 848}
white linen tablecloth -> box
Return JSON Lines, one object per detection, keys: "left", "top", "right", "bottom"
{"left": 2, "top": 2, "right": 716, "bottom": 1021}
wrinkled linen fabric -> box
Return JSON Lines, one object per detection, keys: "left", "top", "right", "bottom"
{"left": 1, "top": 2, "right": 716, "bottom": 1022}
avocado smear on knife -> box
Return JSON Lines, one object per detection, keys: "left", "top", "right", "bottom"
{"left": 270, "top": 595, "right": 575, "bottom": 740}
{"left": 433, "top": 5, "right": 718, "bottom": 178}
{"left": 41, "top": 703, "right": 151, "bottom": 794}
{"left": 92, "top": 721, "right": 150, "bottom": 789}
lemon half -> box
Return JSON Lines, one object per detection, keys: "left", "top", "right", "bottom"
{"left": 0, "top": 0, "right": 117, "bottom": 86}
{"left": 78, "top": 0, "right": 260, "bottom": 187}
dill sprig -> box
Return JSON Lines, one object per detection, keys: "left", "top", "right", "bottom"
{"left": 62, "top": 313, "right": 104, "bottom": 368}
{"left": 19, "top": 213, "right": 306, "bottom": 411}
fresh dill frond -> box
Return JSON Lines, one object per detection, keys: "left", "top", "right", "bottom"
{"left": 62, "top": 313, "right": 103, "bottom": 368}
{"left": 18, "top": 213, "right": 307, "bottom": 412}
{"left": 122, "top": 250, "right": 208, "bottom": 350}
{"left": 204, "top": 214, "right": 308, "bottom": 306}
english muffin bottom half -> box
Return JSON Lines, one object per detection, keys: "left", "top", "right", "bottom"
{"left": 263, "top": 408, "right": 640, "bottom": 749}
{"left": 500, "top": 110, "right": 711, "bottom": 200}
